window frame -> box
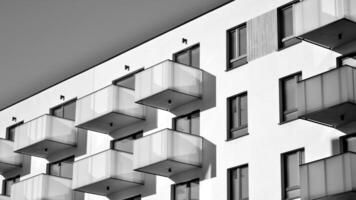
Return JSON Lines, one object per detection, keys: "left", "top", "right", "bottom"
{"left": 226, "top": 23, "right": 248, "bottom": 71}
{"left": 172, "top": 110, "right": 200, "bottom": 135}
{"left": 281, "top": 148, "right": 305, "bottom": 200}
{"left": 171, "top": 178, "right": 200, "bottom": 200}
{"left": 5, "top": 121, "right": 24, "bottom": 141}
{"left": 227, "top": 164, "right": 249, "bottom": 200}
{"left": 279, "top": 72, "right": 301, "bottom": 124}
{"left": 49, "top": 98, "right": 77, "bottom": 121}
{"left": 47, "top": 156, "right": 75, "bottom": 179}
{"left": 173, "top": 43, "right": 200, "bottom": 68}
{"left": 2, "top": 175, "right": 20, "bottom": 196}
{"left": 277, "top": 0, "right": 301, "bottom": 50}
{"left": 227, "top": 92, "right": 248, "bottom": 140}
{"left": 112, "top": 68, "right": 144, "bottom": 90}
{"left": 110, "top": 130, "right": 143, "bottom": 152}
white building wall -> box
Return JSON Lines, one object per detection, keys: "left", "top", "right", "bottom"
{"left": 0, "top": 0, "right": 346, "bottom": 199}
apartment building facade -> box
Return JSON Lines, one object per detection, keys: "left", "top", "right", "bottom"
{"left": 1, "top": 0, "right": 356, "bottom": 200}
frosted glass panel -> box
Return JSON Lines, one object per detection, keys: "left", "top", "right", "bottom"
{"left": 11, "top": 174, "right": 77, "bottom": 200}
{"left": 0, "top": 139, "right": 23, "bottom": 166}
{"left": 13, "top": 115, "right": 77, "bottom": 151}
{"left": 135, "top": 60, "right": 203, "bottom": 102}
{"left": 75, "top": 85, "right": 145, "bottom": 126}
{"left": 72, "top": 150, "right": 144, "bottom": 190}
{"left": 133, "top": 129, "right": 203, "bottom": 171}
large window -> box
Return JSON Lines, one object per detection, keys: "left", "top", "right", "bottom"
{"left": 173, "top": 111, "right": 200, "bottom": 135}
{"left": 2, "top": 175, "right": 20, "bottom": 196}
{"left": 6, "top": 122, "right": 23, "bottom": 141}
{"left": 172, "top": 179, "right": 199, "bottom": 200}
{"left": 111, "top": 131, "right": 143, "bottom": 153}
{"left": 48, "top": 156, "right": 74, "bottom": 179}
{"left": 227, "top": 23, "right": 247, "bottom": 70}
{"left": 173, "top": 44, "right": 200, "bottom": 68}
{"left": 280, "top": 73, "right": 301, "bottom": 123}
{"left": 278, "top": 1, "right": 300, "bottom": 49}
{"left": 228, "top": 165, "right": 249, "bottom": 200}
{"left": 50, "top": 99, "right": 76, "bottom": 121}
{"left": 281, "top": 149, "right": 304, "bottom": 200}
{"left": 227, "top": 92, "right": 248, "bottom": 140}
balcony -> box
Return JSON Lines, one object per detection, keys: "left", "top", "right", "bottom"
{"left": 14, "top": 115, "right": 77, "bottom": 158}
{"left": 72, "top": 149, "right": 144, "bottom": 196}
{"left": 297, "top": 65, "right": 356, "bottom": 128}
{"left": 0, "top": 196, "right": 10, "bottom": 200}
{"left": 300, "top": 152, "right": 356, "bottom": 200}
{"left": 135, "top": 60, "right": 203, "bottom": 111}
{"left": 293, "top": 0, "right": 356, "bottom": 51}
{"left": 0, "top": 139, "right": 23, "bottom": 173}
{"left": 11, "top": 174, "right": 82, "bottom": 200}
{"left": 75, "top": 85, "right": 145, "bottom": 134}
{"left": 133, "top": 129, "right": 203, "bottom": 177}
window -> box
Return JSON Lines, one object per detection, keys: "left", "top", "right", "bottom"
{"left": 48, "top": 156, "right": 74, "bottom": 179}
{"left": 111, "top": 131, "right": 143, "bottom": 153}
{"left": 281, "top": 149, "right": 304, "bottom": 200}
{"left": 172, "top": 179, "right": 199, "bottom": 200}
{"left": 227, "top": 92, "right": 248, "bottom": 140}
{"left": 113, "top": 68, "right": 144, "bottom": 90}
{"left": 228, "top": 165, "right": 248, "bottom": 200}
{"left": 340, "top": 133, "right": 356, "bottom": 153}
{"left": 227, "top": 24, "right": 247, "bottom": 69}
{"left": 173, "top": 111, "right": 200, "bottom": 135}
{"left": 173, "top": 44, "right": 200, "bottom": 68}
{"left": 278, "top": 1, "right": 300, "bottom": 49}
{"left": 280, "top": 73, "right": 301, "bottom": 123}
{"left": 6, "top": 122, "right": 23, "bottom": 141}
{"left": 2, "top": 175, "right": 20, "bottom": 196}
{"left": 50, "top": 99, "right": 76, "bottom": 121}
{"left": 125, "top": 195, "right": 141, "bottom": 200}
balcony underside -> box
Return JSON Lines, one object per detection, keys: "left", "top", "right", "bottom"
{"left": 313, "top": 191, "right": 356, "bottom": 200}
{"left": 135, "top": 159, "right": 200, "bottom": 177}
{"left": 299, "top": 102, "right": 356, "bottom": 128}
{"left": 74, "top": 177, "right": 142, "bottom": 196}
{"left": 299, "top": 19, "right": 356, "bottom": 51}
{"left": 0, "top": 162, "right": 21, "bottom": 174}
{"left": 15, "top": 139, "right": 75, "bottom": 158}
{"left": 76, "top": 112, "right": 144, "bottom": 134}
{"left": 136, "top": 89, "right": 200, "bottom": 111}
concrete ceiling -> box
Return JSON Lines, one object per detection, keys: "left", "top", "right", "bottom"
{"left": 0, "top": 0, "right": 230, "bottom": 110}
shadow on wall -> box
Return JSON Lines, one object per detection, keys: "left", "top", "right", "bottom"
{"left": 170, "top": 138, "right": 216, "bottom": 183}
{"left": 111, "top": 107, "right": 157, "bottom": 140}
{"left": 171, "top": 70, "right": 216, "bottom": 116}
{"left": 108, "top": 174, "right": 156, "bottom": 200}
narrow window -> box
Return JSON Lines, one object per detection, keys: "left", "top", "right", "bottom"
{"left": 2, "top": 175, "right": 20, "bottom": 196}
{"left": 227, "top": 23, "right": 247, "bottom": 70}
{"left": 50, "top": 99, "right": 76, "bottom": 121}
{"left": 280, "top": 73, "right": 301, "bottom": 123}
{"left": 281, "top": 149, "right": 304, "bottom": 200}
{"left": 111, "top": 131, "right": 143, "bottom": 153}
{"left": 227, "top": 92, "right": 248, "bottom": 140}
{"left": 228, "top": 165, "right": 248, "bottom": 200}
{"left": 6, "top": 122, "right": 23, "bottom": 141}
{"left": 278, "top": 1, "right": 300, "bottom": 49}
{"left": 174, "top": 44, "right": 200, "bottom": 68}
{"left": 172, "top": 179, "right": 199, "bottom": 200}
{"left": 173, "top": 111, "right": 200, "bottom": 135}
{"left": 113, "top": 68, "right": 144, "bottom": 90}
{"left": 48, "top": 156, "right": 74, "bottom": 179}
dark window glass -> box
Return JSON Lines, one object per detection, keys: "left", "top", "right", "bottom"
{"left": 228, "top": 93, "right": 248, "bottom": 139}
{"left": 229, "top": 165, "right": 249, "bottom": 200}
{"left": 280, "top": 74, "right": 301, "bottom": 122}
{"left": 282, "top": 150, "right": 304, "bottom": 200}
{"left": 6, "top": 122, "right": 23, "bottom": 141}
{"left": 112, "top": 131, "right": 143, "bottom": 153}
{"left": 2, "top": 176, "right": 20, "bottom": 196}
{"left": 173, "top": 179, "right": 199, "bottom": 200}
{"left": 228, "top": 24, "right": 247, "bottom": 69}
{"left": 174, "top": 45, "right": 200, "bottom": 68}
{"left": 50, "top": 99, "right": 76, "bottom": 121}
{"left": 173, "top": 111, "right": 200, "bottom": 135}
{"left": 340, "top": 134, "right": 356, "bottom": 153}
{"left": 48, "top": 157, "right": 74, "bottom": 179}
{"left": 278, "top": 2, "right": 300, "bottom": 49}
